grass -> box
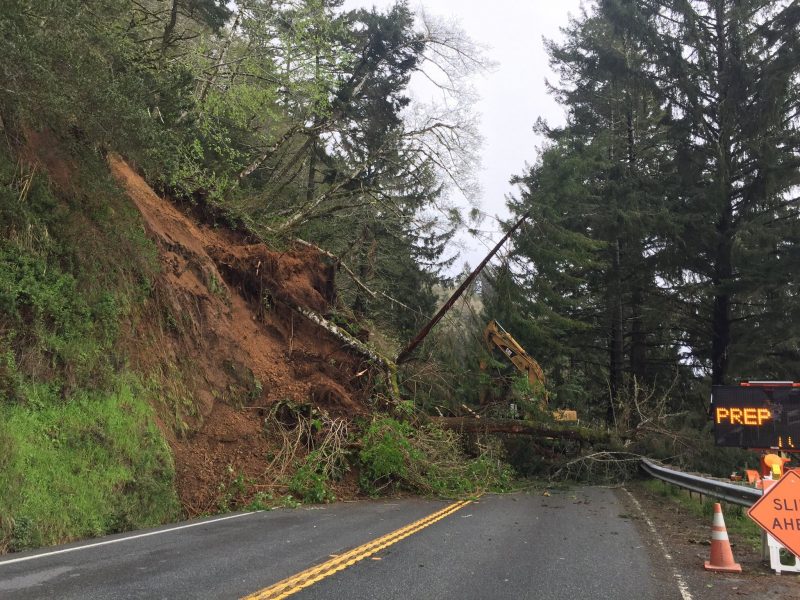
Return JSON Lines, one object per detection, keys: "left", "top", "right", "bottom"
{"left": 0, "top": 134, "right": 181, "bottom": 552}
{"left": 0, "top": 377, "right": 180, "bottom": 552}
{"left": 642, "top": 479, "right": 762, "bottom": 551}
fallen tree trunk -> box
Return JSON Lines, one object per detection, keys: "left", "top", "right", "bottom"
{"left": 291, "top": 305, "right": 399, "bottom": 400}
{"left": 430, "top": 417, "right": 619, "bottom": 445}
{"left": 208, "top": 243, "right": 400, "bottom": 400}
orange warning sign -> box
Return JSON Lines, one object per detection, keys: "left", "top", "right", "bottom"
{"left": 748, "top": 470, "right": 800, "bottom": 557}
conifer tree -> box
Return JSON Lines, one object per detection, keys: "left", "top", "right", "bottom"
{"left": 643, "top": 0, "right": 800, "bottom": 383}
{"left": 509, "top": 0, "right": 676, "bottom": 420}
{"left": 507, "top": 0, "right": 800, "bottom": 421}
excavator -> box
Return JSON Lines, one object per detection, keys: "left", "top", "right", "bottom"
{"left": 482, "top": 320, "right": 577, "bottom": 422}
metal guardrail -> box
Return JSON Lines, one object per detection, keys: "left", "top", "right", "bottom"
{"left": 640, "top": 458, "right": 762, "bottom": 507}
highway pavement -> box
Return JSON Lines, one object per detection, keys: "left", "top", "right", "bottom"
{"left": 0, "top": 488, "right": 681, "bottom": 599}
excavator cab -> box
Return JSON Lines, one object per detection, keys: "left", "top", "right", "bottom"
{"left": 482, "top": 320, "right": 577, "bottom": 422}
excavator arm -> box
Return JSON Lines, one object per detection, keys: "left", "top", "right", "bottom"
{"left": 483, "top": 320, "right": 545, "bottom": 390}
{"left": 483, "top": 320, "right": 577, "bottom": 422}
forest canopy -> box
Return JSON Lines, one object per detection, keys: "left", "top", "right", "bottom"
{"left": 0, "top": 0, "right": 490, "bottom": 339}
{"left": 496, "top": 0, "right": 800, "bottom": 424}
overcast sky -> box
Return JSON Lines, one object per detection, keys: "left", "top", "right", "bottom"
{"left": 342, "top": 0, "right": 584, "bottom": 271}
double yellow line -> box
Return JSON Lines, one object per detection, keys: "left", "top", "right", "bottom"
{"left": 242, "top": 499, "right": 472, "bottom": 600}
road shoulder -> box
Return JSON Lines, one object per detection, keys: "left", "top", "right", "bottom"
{"left": 621, "top": 481, "right": 800, "bottom": 600}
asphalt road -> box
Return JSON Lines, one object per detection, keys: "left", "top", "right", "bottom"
{"left": 0, "top": 488, "right": 680, "bottom": 599}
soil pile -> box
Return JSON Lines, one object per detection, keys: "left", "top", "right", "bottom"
{"left": 108, "top": 155, "right": 371, "bottom": 514}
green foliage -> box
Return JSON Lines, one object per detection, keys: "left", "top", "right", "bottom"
{"left": 502, "top": 0, "right": 800, "bottom": 443}
{"left": 0, "top": 0, "right": 500, "bottom": 553}
{"left": 0, "top": 379, "right": 179, "bottom": 551}
{"left": 0, "top": 243, "right": 107, "bottom": 392}
{"left": 0, "top": 345, "right": 21, "bottom": 402}
{"left": 328, "top": 311, "right": 363, "bottom": 339}
{"left": 1, "top": 0, "right": 473, "bottom": 349}
{"left": 216, "top": 466, "right": 249, "bottom": 512}
{"left": 0, "top": 143, "right": 157, "bottom": 398}
{"left": 244, "top": 491, "right": 275, "bottom": 511}
{"left": 417, "top": 426, "right": 513, "bottom": 497}
{"left": 288, "top": 450, "right": 337, "bottom": 504}
{"left": 1, "top": 0, "right": 159, "bottom": 153}
{"left": 357, "top": 416, "right": 513, "bottom": 497}
{"left": 358, "top": 417, "right": 418, "bottom": 489}
{"left": 0, "top": 131, "right": 181, "bottom": 551}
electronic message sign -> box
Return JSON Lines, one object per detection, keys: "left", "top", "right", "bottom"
{"left": 711, "top": 384, "right": 800, "bottom": 450}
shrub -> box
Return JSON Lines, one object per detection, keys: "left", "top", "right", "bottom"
{"left": 288, "top": 450, "right": 337, "bottom": 504}
{"left": 358, "top": 417, "right": 418, "bottom": 489}
{"left": 357, "top": 416, "right": 513, "bottom": 497}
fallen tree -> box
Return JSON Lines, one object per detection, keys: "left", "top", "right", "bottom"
{"left": 292, "top": 305, "right": 400, "bottom": 400}
{"left": 430, "top": 417, "right": 621, "bottom": 446}
{"left": 208, "top": 243, "right": 400, "bottom": 399}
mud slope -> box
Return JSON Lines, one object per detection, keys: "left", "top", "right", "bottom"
{"left": 108, "top": 155, "right": 370, "bottom": 514}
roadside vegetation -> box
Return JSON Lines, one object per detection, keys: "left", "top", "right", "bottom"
{"left": 224, "top": 402, "right": 513, "bottom": 509}
{"left": 0, "top": 142, "right": 180, "bottom": 552}
{"left": 0, "top": 382, "right": 179, "bottom": 552}
{"left": 640, "top": 479, "right": 762, "bottom": 552}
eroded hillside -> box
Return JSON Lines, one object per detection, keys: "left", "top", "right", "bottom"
{"left": 108, "top": 156, "right": 375, "bottom": 514}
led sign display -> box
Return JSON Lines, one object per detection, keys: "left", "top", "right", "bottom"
{"left": 711, "top": 385, "right": 800, "bottom": 449}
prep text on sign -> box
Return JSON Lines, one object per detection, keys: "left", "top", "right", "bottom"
{"left": 711, "top": 385, "right": 800, "bottom": 449}
{"left": 714, "top": 407, "right": 772, "bottom": 426}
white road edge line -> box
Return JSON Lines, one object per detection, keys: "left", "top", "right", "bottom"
{"left": 0, "top": 511, "right": 261, "bottom": 567}
{"left": 623, "top": 487, "right": 693, "bottom": 600}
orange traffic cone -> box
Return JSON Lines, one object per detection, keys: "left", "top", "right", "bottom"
{"left": 704, "top": 502, "right": 742, "bottom": 573}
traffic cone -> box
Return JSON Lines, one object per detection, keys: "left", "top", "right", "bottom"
{"left": 704, "top": 503, "right": 742, "bottom": 573}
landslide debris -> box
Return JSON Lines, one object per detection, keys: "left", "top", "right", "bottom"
{"left": 108, "top": 155, "right": 373, "bottom": 514}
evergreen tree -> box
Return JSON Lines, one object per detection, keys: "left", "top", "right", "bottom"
{"left": 642, "top": 0, "right": 800, "bottom": 383}
{"left": 506, "top": 0, "right": 800, "bottom": 422}
{"left": 508, "top": 0, "right": 677, "bottom": 421}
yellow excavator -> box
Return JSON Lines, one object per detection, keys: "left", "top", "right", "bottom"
{"left": 482, "top": 320, "right": 577, "bottom": 422}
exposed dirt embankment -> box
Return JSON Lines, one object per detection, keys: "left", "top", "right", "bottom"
{"left": 108, "top": 155, "right": 369, "bottom": 514}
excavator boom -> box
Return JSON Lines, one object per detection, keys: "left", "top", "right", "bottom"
{"left": 483, "top": 320, "right": 545, "bottom": 388}
{"left": 483, "top": 320, "right": 577, "bottom": 422}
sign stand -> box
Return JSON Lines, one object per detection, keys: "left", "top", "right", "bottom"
{"left": 766, "top": 533, "right": 800, "bottom": 574}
